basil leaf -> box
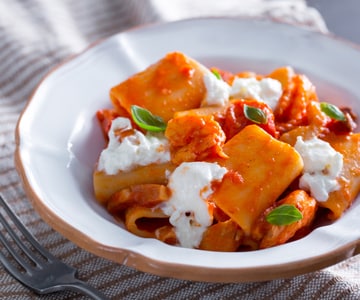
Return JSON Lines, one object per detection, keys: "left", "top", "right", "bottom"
{"left": 131, "top": 105, "right": 167, "bottom": 132}
{"left": 212, "top": 69, "right": 222, "bottom": 80}
{"left": 266, "top": 204, "right": 303, "bottom": 226}
{"left": 243, "top": 104, "right": 268, "bottom": 124}
{"left": 320, "top": 102, "right": 346, "bottom": 121}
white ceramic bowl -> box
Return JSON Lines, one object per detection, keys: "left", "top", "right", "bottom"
{"left": 15, "top": 17, "right": 360, "bottom": 282}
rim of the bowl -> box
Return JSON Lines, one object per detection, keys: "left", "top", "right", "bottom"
{"left": 14, "top": 16, "right": 360, "bottom": 283}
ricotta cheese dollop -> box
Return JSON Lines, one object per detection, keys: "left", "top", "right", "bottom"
{"left": 202, "top": 70, "right": 230, "bottom": 106}
{"left": 161, "top": 162, "right": 228, "bottom": 248}
{"left": 202, "top": 70, "right": 283, "bottom": 111}
{"left": 97, "top": 117, "right": 170, "bottom": 175}
{"left": 230, "top": 77, "right": 282, "bottom": 110}
{"left": 294, "top": 136, "right": 343, "bottom": 202}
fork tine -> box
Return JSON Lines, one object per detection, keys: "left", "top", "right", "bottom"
{"left": 0, "top": 195, "right": 56, "bottom": 261}
{"left": 0, "top": 195, "right": 110, "bottom": 300}
{"left": 0, "top": 195, "right": 54, "bottom": 266}
{"left": 0, "top": 239, "right": 30, "bottom": 283}
{"left": 0, "top": 212, "right": 41, "bottom": 272}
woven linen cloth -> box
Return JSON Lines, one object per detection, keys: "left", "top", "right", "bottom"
{"left": 0, "top": 0, "right": 359, "bottom": 299}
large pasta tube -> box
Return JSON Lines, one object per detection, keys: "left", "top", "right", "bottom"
{"left": 322, "top": 133, "right": 360, "bottom": 219}
{"left": 110, "top": 52, "right": 208, "bottom": 122}
{"left": 252, "top": 190, "right": 317, "bottom": 249}
{"left": 281, "top": 126, "right": 360, "bottom": 219}
{"left": 93, "top": 162, "right": 176, "bottom": 204}
{"left": 107, "top": 184, "right": 170, "bottom": 214}
{"left": 210, "top": 125, "right": 304, "bottom": 235}
{"left": 199, "top": 219, "right": 243, "bottom": 252}
{"left": 124, "top": 207, "right": 170, "bottom": 239}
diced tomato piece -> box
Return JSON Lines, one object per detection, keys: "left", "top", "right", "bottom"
{"left": 222, "top": 99, "right": 278, "bottom": 140}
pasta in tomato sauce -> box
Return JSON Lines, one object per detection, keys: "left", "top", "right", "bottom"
{"left": 93, "top": 51, "right": 360, "bottom": 251}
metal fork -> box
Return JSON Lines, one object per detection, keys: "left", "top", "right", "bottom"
{"left": 0, "top": 194, "right": 110, "bottom": 299}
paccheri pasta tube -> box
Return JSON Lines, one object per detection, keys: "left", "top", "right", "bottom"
{"left": 93, "top": 51, "right": 360, "bottom": 251}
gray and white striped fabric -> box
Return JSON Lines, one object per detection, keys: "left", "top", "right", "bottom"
{"left": 0, "top": 0, "right": 359, "bottom": 299}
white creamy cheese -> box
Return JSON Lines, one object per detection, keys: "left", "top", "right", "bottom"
{"left": 294, "top": 136, "right": 343, "bottom": 202}
{"left": 97, "top": 117, "right": 170, "bottom": 175}
{"left": 202, "top": 70, "right": 230, "bottom": 106}
{"left": 230, "top": 77, "right": 282, "bottom": 110}
{"left": 161, "top": 162, "right": 228, "bottom": 248}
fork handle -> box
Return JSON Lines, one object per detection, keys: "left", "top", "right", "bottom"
{"left": 64, "top": 279, "right": 111, "bottom": 300}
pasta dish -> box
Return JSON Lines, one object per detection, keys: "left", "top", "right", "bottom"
{"left": 93, "top": 52, "right": 360, "bottom": 251}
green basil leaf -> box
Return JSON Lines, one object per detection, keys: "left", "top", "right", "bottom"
{"left": 131, "top": 105, "right": 167, "bottom": 132}
{"left": 211, "top": 69, "right": 222, "bottom": 80}
{"left": 266, "top": 204, "right": 303, "bottom": 226}
{"left": 243, "top": 104, "right": 268, "bottom": 124}
{"left": 320, "top": 102, "right": 346, "bottom": 121}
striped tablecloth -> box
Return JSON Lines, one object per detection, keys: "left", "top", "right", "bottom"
{"left": 0, "top": 0, "right": 359, "bottom": 299}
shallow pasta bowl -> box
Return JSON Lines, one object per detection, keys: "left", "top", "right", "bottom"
{"left": 15, "top": 17, "right": 360, "bottom": 282}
